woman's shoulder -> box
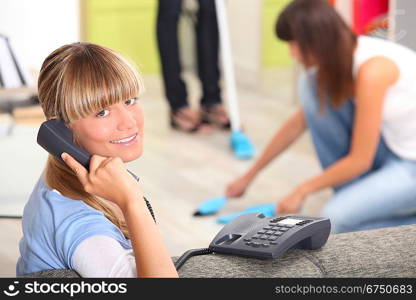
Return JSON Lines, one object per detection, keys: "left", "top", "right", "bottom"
{"left": 357, "top": 35, "right": 416, "bottom": 60}
{"left": 358, "top": 35, "right": 398, "bottom": 48}
{"left": 23, "top": 174, "right": 106, "bottom": 231}
{"left": 23, "top": 174, "right": 126, "bottom": 242}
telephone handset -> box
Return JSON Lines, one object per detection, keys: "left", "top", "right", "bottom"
{"left": 37, "top": 119, "right": 155, "bottom": 221}
{"left": 175, "top": 213, "right": 330, "bottom": 269}
{"left": 37, "top": 119, "right": 91, "bottom": 169}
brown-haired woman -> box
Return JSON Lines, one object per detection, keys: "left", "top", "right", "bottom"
{"left": 226, "top": 0, "right": 416, "bottom": 233}
{"left": 16, "top": 43, "right": 178, "bottom": 277}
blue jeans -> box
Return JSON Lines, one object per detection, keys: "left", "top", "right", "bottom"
{"left": 298, "top": 70, "right": 416, "bottom": 234}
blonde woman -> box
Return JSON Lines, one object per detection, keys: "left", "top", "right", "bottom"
{"left": 16, "top": 43, "right": 178, "bottom": 277}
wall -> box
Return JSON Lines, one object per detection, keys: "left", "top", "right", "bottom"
{"left": 84, "top": 0, "right": 159, "bottom": 74}
{"left": 227, "top": 0, "right": 262, "bottom": 81}
{"left": 0, "top": 0, "right": 80, "bottom": 77}
{"left": 390, "top": 0, "right": 416, "bottom": 50}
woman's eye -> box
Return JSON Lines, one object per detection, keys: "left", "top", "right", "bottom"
{"left": 125, "top": 98, "right": 137, "bottom": 106}
{"left": 96, "top": 109, "right": 110, "bottom": 118}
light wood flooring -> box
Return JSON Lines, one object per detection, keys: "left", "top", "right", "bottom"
{"left": 0, "top": 70, "right": 331, "bottom": 277}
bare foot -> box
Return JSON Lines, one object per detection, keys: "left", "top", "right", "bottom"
{"left": 171, "top": 107, "right": 214, "bottom": 133}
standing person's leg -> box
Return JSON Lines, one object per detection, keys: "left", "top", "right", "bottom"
{"left": 196, "top": 0, "right": 221, "bottom": 107}
{"left": 320, "top": 158, "right": 416, "bottom": 233}
{"left": 157, "top": 0, "right": 188, "bottom": 111}
{"left": 157, "top": 0, "right": 211, "bottom": 132}
{"left": 156, "top": 0, "right": 188, "bottom": 112}
{"left": 197, "top": 0, "right": 230, "bottom": 129}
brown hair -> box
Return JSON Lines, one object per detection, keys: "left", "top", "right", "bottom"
{"left": 38, "top": 42, "right": 144, "bottom": 238}
{"left": 276, "top": 0, "right": 357, "bottom": 108}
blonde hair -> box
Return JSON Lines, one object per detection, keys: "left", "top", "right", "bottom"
{"left": 38, "top": 42, "right": 144, "bottom": 238}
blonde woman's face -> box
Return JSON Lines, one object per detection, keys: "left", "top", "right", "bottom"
{"left": 69, "top": 97, "right": 144, "bottom": 163}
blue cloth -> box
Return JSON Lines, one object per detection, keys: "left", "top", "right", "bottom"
{"left": 217, "top": 203, "right": 276, "bottom": 224}
{"left": 299, "top": 69, "right": 416, "bottom": 233}
{"left": 16, "top": 174, "right": 131, "bottom": 276}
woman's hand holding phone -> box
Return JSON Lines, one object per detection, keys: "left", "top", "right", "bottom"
{"left": 62, "top": 152, "right": 178, "bottom": 277}
{"left": 61, "top": 152, "right": 142, "bottom": 212}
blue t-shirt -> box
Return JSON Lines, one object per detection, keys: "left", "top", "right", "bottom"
{"left": 16, "top": 173, "right": 132, "bottom": 276}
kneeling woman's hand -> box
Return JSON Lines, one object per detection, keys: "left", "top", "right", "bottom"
{"left": 276, "top": 188, "right": 306, "bottom": 215}
{"left": 61, "top": 152, "right": 141, "bottom": 211}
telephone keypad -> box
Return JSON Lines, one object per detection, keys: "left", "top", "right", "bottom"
{"left": 242, "top": 218, "right": 317, "bottom": 249}
{"left": 244, "top": 222, "right": 298, "bottom": 248}
{"left": 297, "top": 220, "right": 313, "bottom": 226}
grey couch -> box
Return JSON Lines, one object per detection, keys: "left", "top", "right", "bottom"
{"left": 23, "top": 224, "right": 416, "bottom": 278}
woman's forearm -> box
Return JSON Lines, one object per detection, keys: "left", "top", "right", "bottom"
{"left": 122, "top": 198, "right": 178, "bottom": 278}
{"left": 298, "top": 154, "right": 370, "bottom": 196}
{"left": 246, "top": 108, "right": 307, "bottom": 179}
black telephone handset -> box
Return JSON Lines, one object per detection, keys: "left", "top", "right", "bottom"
{"left": 37, "top": 119, "right": 155, "bottom": 221}
{"left": 175, "top": 213, "right": 330, "bottom": 270}
{"left": 37, "top": 119, "right": 91, "bottom": 170}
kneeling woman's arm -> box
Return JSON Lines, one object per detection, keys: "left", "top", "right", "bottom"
{"left": 278, "top": 57, "right": 399, "bottom": 214}
{"left": 62, "top": 153, "right": 178, "bottom": 278}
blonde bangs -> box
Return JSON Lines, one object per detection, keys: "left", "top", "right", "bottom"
{"left": 48, "top": 44, "right": 144, "bottom": 123}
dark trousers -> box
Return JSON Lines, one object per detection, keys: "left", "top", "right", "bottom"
{"left": 156, "top": 0, "right": 222, "bottom": 112}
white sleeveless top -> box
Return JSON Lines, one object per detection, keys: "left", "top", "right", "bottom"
{"left": 353, "top": 35, "right": 416, "bottom": 161}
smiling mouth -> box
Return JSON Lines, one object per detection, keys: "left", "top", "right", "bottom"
{"left": 110, "top": 134, "right": 138, "bottom": 144}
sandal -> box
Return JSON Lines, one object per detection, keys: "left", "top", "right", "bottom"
{"left": 170, "top": 107, "right": 212, "bottom": 133}
{"left": 201, "top": 104, "right": 231, "bottom": 130}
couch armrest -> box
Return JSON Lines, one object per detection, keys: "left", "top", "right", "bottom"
{"left": 22, "top": 224, "right": 416, "bottom": 278}
{"left": 23, "top": 269, "right": 80, "bottom": 278}
{"left": 304, "top": 224, "right": 416, "bottom": 277}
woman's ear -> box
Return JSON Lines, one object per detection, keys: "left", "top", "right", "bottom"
{"left": 289, "top": 41, "right": 301, "bottom": 62}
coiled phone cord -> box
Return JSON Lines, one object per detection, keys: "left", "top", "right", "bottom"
{"left": 143, "top": 196, "right": 156, "bottom": 223}
{"left": 129, "top": 171, "right": 216, "bottom": 270}
{"left": 132, "top": 166, "right": 211, "bottom": 270}
{"left": 127, "top": 170, "right": 156, "bottom": 223}
{"left": 174, "top": 248, "right": 214, "bottom": 270}
{"left": 129, "top": 171, "right": 216, "bottom": 269}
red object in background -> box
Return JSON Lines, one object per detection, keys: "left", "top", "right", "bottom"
{"left": 353, "top": 0, "right": 388, "bottom": 34}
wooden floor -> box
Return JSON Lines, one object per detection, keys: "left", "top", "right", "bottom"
{"left": 0, "top": 70, "right": 331, "bottom": 277}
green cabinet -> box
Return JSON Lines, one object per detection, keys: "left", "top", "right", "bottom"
{"left": 84, "top": 0, "right": 293, "bottom": 74}
{"left": 84, "top": 0, "right": 160, "bottom": 74}
{"left": 261, "top": 0, "right": 292, "bottom": 68}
